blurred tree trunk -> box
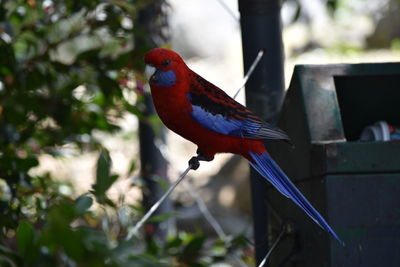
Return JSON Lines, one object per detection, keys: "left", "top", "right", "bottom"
{"left": 136, "top": 1, "right": 172, "bottom": 242}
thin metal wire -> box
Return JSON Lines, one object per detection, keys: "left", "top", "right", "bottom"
{"left": 129, "top": 164, "right": 192, "bottom": 237}
{"left": 258, "top": 227, "right": 285, "bottom": 267}
{"left": 183, "top": 180, "right": 227, "bottom": 241}
{"left": 183, "top": 181, "right": 248, "bottom": 267}
{"left": 215, "top": 0, "right": 240, "bottom": 21}
{"left": 232, "top": 49, "right": 264, "bottom": 99}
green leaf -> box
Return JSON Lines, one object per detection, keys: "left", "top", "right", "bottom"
{"left": 165, "top": 235, "right": 183, "bottom": 254}
{"left": 210, "top": 243, "right": 227, "bottom": 257}
{"left": 183, "top": 235, "right": 205, "bottom": 254}
{"left": 127, "top": 159, "right": 137, "bottom": 176}
{"left": 75, "top": 195, "right": 93, "bottom": 215}
{"left": 16, "top": 221, "right": 35, "bottom": 258}
{"left": 148, "top": 212, "right": 178, "bottom": 223}
{"left": 179, "top": 234, "right": 206, "bottom": 264}
{"left": 92, "top": 149, "right": 117, "bottom": 200}
{"left": 391, "top": 38, "right": 400, "bottom": 51}
{"left": 127, "top": 254, "right": 164, "bottom": 267}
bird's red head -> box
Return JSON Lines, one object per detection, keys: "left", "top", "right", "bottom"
{"left": 144, "top": 48, "right": 187, "bottom": 88}
{"left": 144, "top": 48, "right": 184, "bottom": 70}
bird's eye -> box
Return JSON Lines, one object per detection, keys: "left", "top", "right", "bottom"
{"left": 162, "top": 59, "right": 171, "bottom": 67}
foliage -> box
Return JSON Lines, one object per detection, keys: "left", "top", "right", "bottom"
{"left": 284, "top": 0, "right": 340, "bottom": 23}
{"left": 0, "top": 1, "right": 250, "bottom": 266}
{"left": 0, "top": 149, "right": 251, "bottom": 266}
{"left": 0, "top": 0, "right": 144, "bottom": 192}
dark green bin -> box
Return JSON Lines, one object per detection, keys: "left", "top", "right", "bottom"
{"left": 267, "top": 63, "right": 400, "bottom": 267}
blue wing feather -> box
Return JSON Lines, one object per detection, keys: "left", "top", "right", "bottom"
{"left": 190, "top": 104, "right": 263, "bottom": 137}
{"left": 187, "top": 89, "right": 289, "bottom": 141}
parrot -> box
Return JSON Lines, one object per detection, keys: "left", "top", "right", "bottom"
{"left": 144, "top": 48, "right": 344, "bottom": 246}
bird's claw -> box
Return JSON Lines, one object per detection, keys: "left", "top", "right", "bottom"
{"left": 189, "top": 153, "right": 214, "bottom": 170}
{"left": 189, "top": 156, "right": 200, "bottom": 170}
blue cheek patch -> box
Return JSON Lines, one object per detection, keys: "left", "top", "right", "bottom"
{"left": 154, "top": 70, "right": 176, "bottom": 87}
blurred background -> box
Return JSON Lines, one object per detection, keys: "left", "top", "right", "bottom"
{"left": 0, "top": 0, "right": 399, "bottom": 266}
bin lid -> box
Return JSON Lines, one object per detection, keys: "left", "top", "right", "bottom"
{"left": 268, "top": 62, "right": 400, "bottom": 178}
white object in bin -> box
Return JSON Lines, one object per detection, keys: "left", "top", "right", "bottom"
{"left": 360, "top": 121, "right": 391, "bottom": 141}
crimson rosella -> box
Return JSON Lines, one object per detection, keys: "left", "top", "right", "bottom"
{"left": 144, "top": 48, "right": 344, "bottom": 245}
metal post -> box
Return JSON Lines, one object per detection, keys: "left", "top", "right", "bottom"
{"left": 238, "top": 0, "right": 285, "bottom": 265}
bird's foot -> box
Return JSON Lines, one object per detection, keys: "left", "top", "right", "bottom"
{"left": 188, "top": 154, "right": 214, "bottom": 170}
{"left": 189, "top": 156, "right": 200, "bottom": 170}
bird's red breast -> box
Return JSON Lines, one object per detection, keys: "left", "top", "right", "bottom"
{"left": 144, "top": 48, "right": 279, "bottom": 159}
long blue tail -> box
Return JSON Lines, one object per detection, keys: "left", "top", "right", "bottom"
{"left": 248, "top": 151, "right": 345, "bottom": 246}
